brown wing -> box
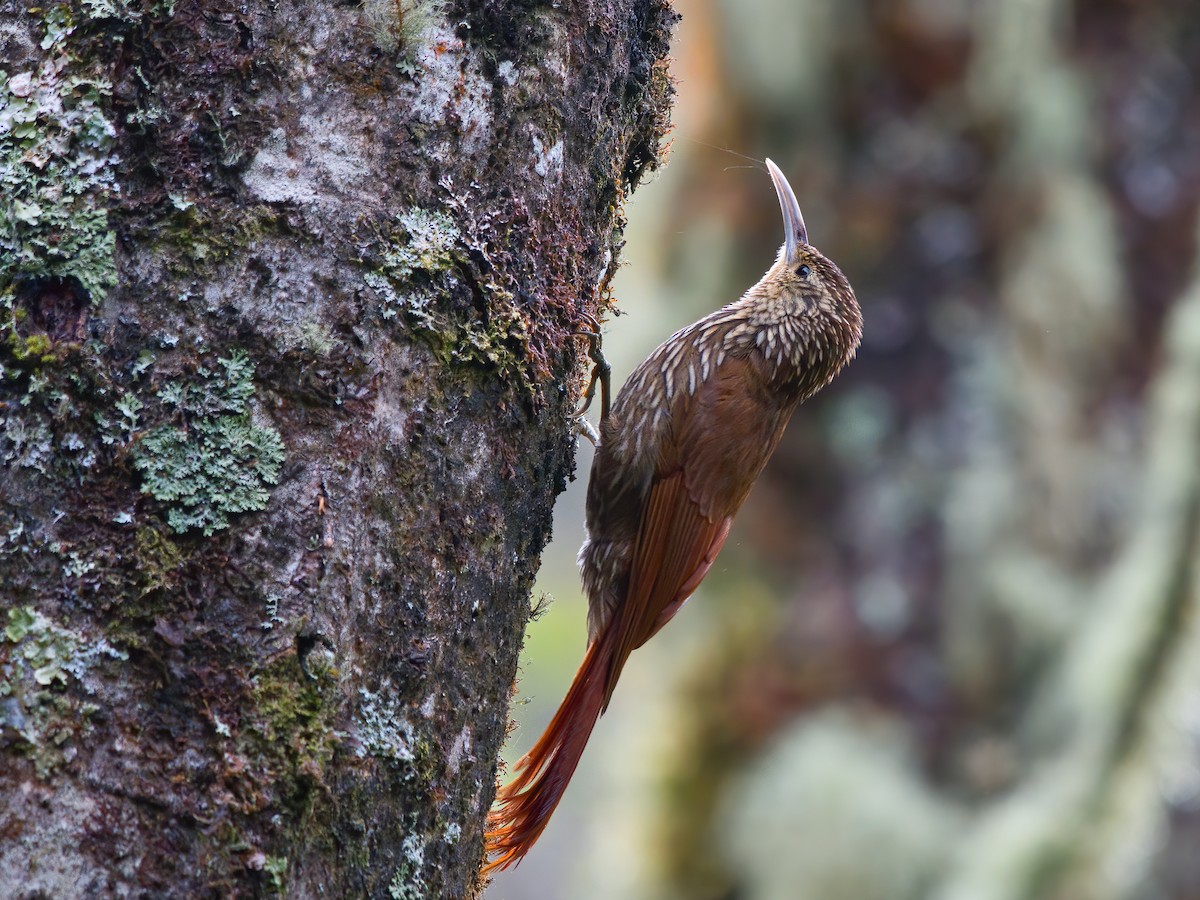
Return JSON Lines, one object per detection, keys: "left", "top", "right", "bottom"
{"left": 598, "top": 355, "right": 795, "bottom": 709}
{"left": 600, "top": 471, "right": 732, "bottom": 710}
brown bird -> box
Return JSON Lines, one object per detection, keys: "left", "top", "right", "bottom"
{"left": 484, "top": 159, "right": 862, "bottom": 873}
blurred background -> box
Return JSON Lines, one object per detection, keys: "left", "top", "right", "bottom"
{"left": 488, "top": 1, "right": 1200, "bottom": 898}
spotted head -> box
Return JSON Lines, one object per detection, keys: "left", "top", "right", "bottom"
{"left": 741, "top": 159, "right": 863, "bottom": 391}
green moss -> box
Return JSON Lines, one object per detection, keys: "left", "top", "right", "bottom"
{"left": 0, "top": 7, "right": 118, "bottom": 302}
{"left": 3, "top": 331, "right": 56, "bottom": 365}
{"left": 451, "top": 286, "right": 531, "bottom": 380}
{"left": 246, "top": 657, "right": 338, "bottom": 812}
{"left": 132, "top": 351, "right": 285, "bottom": 536}
{"left": 91, "top": 535, "right": 182, "bottom": 651}
{"left": 156, "top": 203, "right": 278, "bottom": 274}
{"left": 133, "top": 525, "right": 183, "bottom": 595}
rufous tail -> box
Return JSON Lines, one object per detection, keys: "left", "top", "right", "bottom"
{"left": 483, "top": 628, "right": 616, "bottom": 874}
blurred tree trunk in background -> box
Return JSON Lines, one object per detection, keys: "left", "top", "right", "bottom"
{"left": 0, "top": 0, "right": 673, "bottom": 896}
{"left": 604, "top": 2, "right": 1200, "bottom": 899}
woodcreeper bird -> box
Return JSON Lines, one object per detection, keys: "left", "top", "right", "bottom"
{"left": 484, "top": 159, "right": 862, "bottom": 873}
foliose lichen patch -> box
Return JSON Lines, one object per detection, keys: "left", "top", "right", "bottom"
{"left": 133, "top": 351, "right": 285, "bottom": 536}
{"left": 365, "top": 205, "right": 534, "bottom": 385}
{"left": 357, "top": 686, "right": 422, "bottom": 772}
{"left": 0, "top": 6, "right": 119, "bottom": 303}
{"left": 365, "top": 206, "right": 461, "bottom": 322}
{"left": 1, "top": 604, "right": 127, "bottom": 776}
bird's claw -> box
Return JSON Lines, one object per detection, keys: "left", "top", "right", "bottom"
{"left": 574, "top": 312, "right": 611, "bottom": 424}
{"left": 575, "top": 415, "right": 600, "bottom": 447}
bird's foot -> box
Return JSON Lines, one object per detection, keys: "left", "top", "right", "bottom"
{"left": 575, "top": 415, "right": 601, "bottom": 447}
{"left": 574, "top": 312, "right": 611, "bottom": 425}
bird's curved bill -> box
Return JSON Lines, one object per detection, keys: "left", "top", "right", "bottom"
{"left": 765, "top": 157, "right": 808, "bottom": 261}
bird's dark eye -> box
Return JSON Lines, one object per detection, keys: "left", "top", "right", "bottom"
{"left": 797, "top": 264, "right": 811, "bottom": 279}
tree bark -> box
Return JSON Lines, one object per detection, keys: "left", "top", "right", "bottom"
{"left": 0, "top": 0, "right": 675, "bottom": 896}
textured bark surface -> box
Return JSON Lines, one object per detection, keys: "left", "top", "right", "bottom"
{"left": 0, "top": 0, "right": 674, "bottom": 896}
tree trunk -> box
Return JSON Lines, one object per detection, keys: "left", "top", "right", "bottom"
{"left": 0, "top": 0, "right": 675, "bottom": 896}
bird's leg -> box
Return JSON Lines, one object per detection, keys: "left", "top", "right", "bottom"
{"left": 573, "top": 313, "right": 611, "bottom": 444}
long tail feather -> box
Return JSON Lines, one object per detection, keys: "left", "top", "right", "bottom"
{"left": 483, "top": 629, "right": 616, "bottom": 874}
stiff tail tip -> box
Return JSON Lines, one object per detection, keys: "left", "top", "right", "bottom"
{"left": 482, "top": 637, "right": 612, "bottom": 875}
{"left": 482, "top": 778, "right": 552, "bottom": 875}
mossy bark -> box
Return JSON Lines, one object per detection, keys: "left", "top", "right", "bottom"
{"left": 0, "top": 1, "right": 675, "bottom": 896}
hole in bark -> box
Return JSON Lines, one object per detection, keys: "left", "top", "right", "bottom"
{"left": 297, "top": 632, "right": 336, "bottom": 681}
{"left": 14, "top": 275, "right": 91, "bottom": 343}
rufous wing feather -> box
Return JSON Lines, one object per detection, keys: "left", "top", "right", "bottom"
{"left": 603, "top": 470, "right": 733, "bottom": 709}
{"left": 599, "top": 355, "right": 794, "bottom": 703}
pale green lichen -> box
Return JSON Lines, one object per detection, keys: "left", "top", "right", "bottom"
{"left": 260, "top": 592, "right": 283, "bottom": 631}
{"left": 0, "top": 6, "right": 119, "bottom": 301}
{"left": 357, "top": 686, "right": 419, "bottom": 768}
{"left": 1, "top": 605, "right": 128, "bottom": 776}
{"left": 367, "top": 207, "right": 461, "bottom": 322}
{"left": 1, "top": 413, "right": 56, "bottom": 473}
{"left": 388, "top": 829, "right": 429, "bottom": 900}
{"left": 0, "top": 295, "right": 99, "bottom": 481}
{"left": 263, "top": 855, "right": 288, "bottom": 895}
{"left": 114, "top": 391, "right": 143, "bottom": 431}
{"left": 393, "top": 208, "right": 459, "bottom": 269}
{"left": 2, "top": 605, "right": 126, "bottom": 687}
{"left": 133, "top": 351, "right": 285, "bottom": 536}
{"left": 279, "top": 319, "right": 336, "bottom": 356}
{"left": 363, "top": 0, "right": 439, "bottom": 59}
{"left": 0, "top": 328, "right": 72, "bottom": 474}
